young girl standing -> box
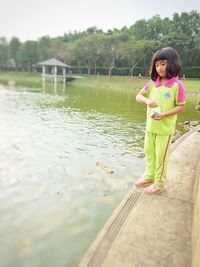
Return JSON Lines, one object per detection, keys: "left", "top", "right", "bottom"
{"left": 135, "top": 47, "right": 186, "bottom": 195}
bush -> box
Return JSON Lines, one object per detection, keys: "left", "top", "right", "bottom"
{"left": 182, "top": 67, "right": 200, "bottom": 78}
{"left": 70, "top": 66, "right": 146, "bottom": 76}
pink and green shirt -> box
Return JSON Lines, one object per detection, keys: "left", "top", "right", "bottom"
{"left": 142, "top": 76, "right": 186, "bottom": 135}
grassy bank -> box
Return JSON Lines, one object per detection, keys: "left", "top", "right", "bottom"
{"left": 0, "top": 71, "right": 147, "bottom": 91}
{"left": 0, "top": 71, "right": 41, "bottom": 83}
{"left": 73, "top": 75, "right": 147, "bottom": 91}
{"left": 0, "top": 71, "right": 42, "bottom": 90}
{"left": 0, "top": 71, "right": 199, "bottom": 92}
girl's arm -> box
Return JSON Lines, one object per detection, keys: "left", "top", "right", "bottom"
{"left": 136, "top": 89, "right": 157, "bottom": 108}
{"left": 154, "top": 105, "right": 185, "bottom": 120}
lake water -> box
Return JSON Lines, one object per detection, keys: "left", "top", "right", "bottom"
{"left": 0, "top": 79, "right": 198, "bottom": 267}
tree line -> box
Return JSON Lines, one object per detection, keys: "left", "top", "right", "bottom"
{"left": 0, "top": 10, "right": 200, "bottom": 77}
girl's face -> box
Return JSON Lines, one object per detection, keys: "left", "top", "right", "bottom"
{"left": 155, "top": 59, "right": 167, "bottom": 78}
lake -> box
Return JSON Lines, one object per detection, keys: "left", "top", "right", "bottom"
{"left": 0, "top": 77, "right": 199, "bottom": 267}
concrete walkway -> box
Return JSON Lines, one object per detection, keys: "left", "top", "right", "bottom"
{"left": 79, "top": 127, "right": 200, "bottom": 267}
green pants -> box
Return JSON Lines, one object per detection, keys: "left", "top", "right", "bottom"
{"left": 144, "top": 131, "right": 172, "bottom": 186}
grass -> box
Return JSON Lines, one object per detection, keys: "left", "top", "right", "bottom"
{"left": 0, "top": 71, "right": 42, "bottom": 90}
{"left": 0, "top": 71, "right": 147, "bottom": 92}
{"left": 0, "top": 71, "right": 199, "bottom": 93}
{"left": 73, "top": 75, "right": 147, "bottom": 91}
{"left": 0, "top": 71, "right": 40, "bottom": 83}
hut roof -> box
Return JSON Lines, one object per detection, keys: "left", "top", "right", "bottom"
{"left": 37, "top": 58, "right": 70, "bottom": 67}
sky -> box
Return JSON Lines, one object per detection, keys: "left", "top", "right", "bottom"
{"left": 0, "top": 0, "right": 200, "bottom": 41}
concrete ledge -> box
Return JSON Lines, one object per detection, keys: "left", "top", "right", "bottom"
{"left": 192, "top": 155, "right": 200, "bottom": 267}
{"left": 79, "top": 127, "right": 200, "bottom": 267}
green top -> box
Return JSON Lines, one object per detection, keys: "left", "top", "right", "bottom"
{"left": 142, "top": 76, "right": 186, "bottom": 135}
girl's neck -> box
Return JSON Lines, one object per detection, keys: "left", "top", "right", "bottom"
{"left": 160, "top": 77, "right": 168, "bottom": 84}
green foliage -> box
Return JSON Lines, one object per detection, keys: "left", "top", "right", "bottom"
{"left": 170, "top": 11, "right": 200, "bottom": 40}
{"left": 69, "top": 66, "right": 146, "bottom": 76}
{"left": 37, "top": 36, "right": 52, "bottom": 61}
{"left": 16, "top": 41, "right": 38, "bottom": 71}
{"left": 9, "top": 37, "right": 21, "bottom": 67}
{"left": 183, "top": 67, "right": 200, "bottom": 78}
{"left": 0, "top": 38, "right": 9, "bottom": 68}
{"left": 193, "top": 35, "right": 200, "bottom": 47}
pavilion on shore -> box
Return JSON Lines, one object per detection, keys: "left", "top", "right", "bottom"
{"left": 37, "top": 58, "right": 72, "bottom": 82}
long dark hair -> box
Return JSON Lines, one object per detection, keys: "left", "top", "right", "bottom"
{"left": 150, "top": 47, "right": 182, "bottom": 81}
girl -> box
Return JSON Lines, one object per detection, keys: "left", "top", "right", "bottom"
{"left": 135, "top": 47, "right": 186, "bottom": 195}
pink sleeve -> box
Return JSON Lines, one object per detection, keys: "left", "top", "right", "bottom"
{"left": 143, "top": 82, "right": 150, "bottom": 91}
{"left": 176, "top": 81, "right": 186, "bottom": 104}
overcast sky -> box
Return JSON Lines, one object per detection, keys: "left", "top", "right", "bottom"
{"left": 0, "top": 0, "right": 199, "bottom": 41}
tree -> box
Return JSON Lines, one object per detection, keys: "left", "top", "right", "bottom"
{"left": 37, "top": 36, "right": 52, "bottom": 61}
{"left": 130, "top": 19, "right": 149, "bottom": 40}
{"left": 48, "top": 42, "right": 73, "bottom": 65}
{"left": 9, "top": 37, "right": 21, "bottom": 68}
{"left": 85, "top": 26, "right": 103, "bottom": 35}
{"left": 71, "top": 35, "right": 102, "bottom": 75}
{"left": 0, "top": 37, "right": 9, "bottom": 68}
{"left": 160, "top": 34, "right": 191, "bottom": 66}
{"left": 147, "top": 15, "right": 166, "bottom": 40}
{"left": 119, "top": 40, "right": 145, "bottom": 76}
{"left": 170, "top": 11, "right": 200, "bottom": 40}
{"left": 17, "top": 41, "right": 38, "bottom": 71}
{"left": 162, "top": 18, "right": 172, "bottom": 35}
{"left": 99, "top": 35, "right": 120, "bottom": 78}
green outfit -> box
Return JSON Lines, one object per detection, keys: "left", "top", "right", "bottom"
{"left": 144, "top": 131, "right": 171, "bottom": 185}
{"left": 142, "top": 76, "right": 186, "bottom": 186}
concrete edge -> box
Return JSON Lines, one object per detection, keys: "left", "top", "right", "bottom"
{"left": 79, "top": 186, "right": 145, "bottom": 267}
{"left": 192, "top": 155, "right": 200, "bottom": 267}
{"left": 171, "top": 126, "right": 199, "bottom": 152}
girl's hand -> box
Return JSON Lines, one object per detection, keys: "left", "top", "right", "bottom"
{"left": 154, "top": 113, "right": 165, "bottom": 120}
{"left": 146, "top": 99, "right": 157, "bottom": 108}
